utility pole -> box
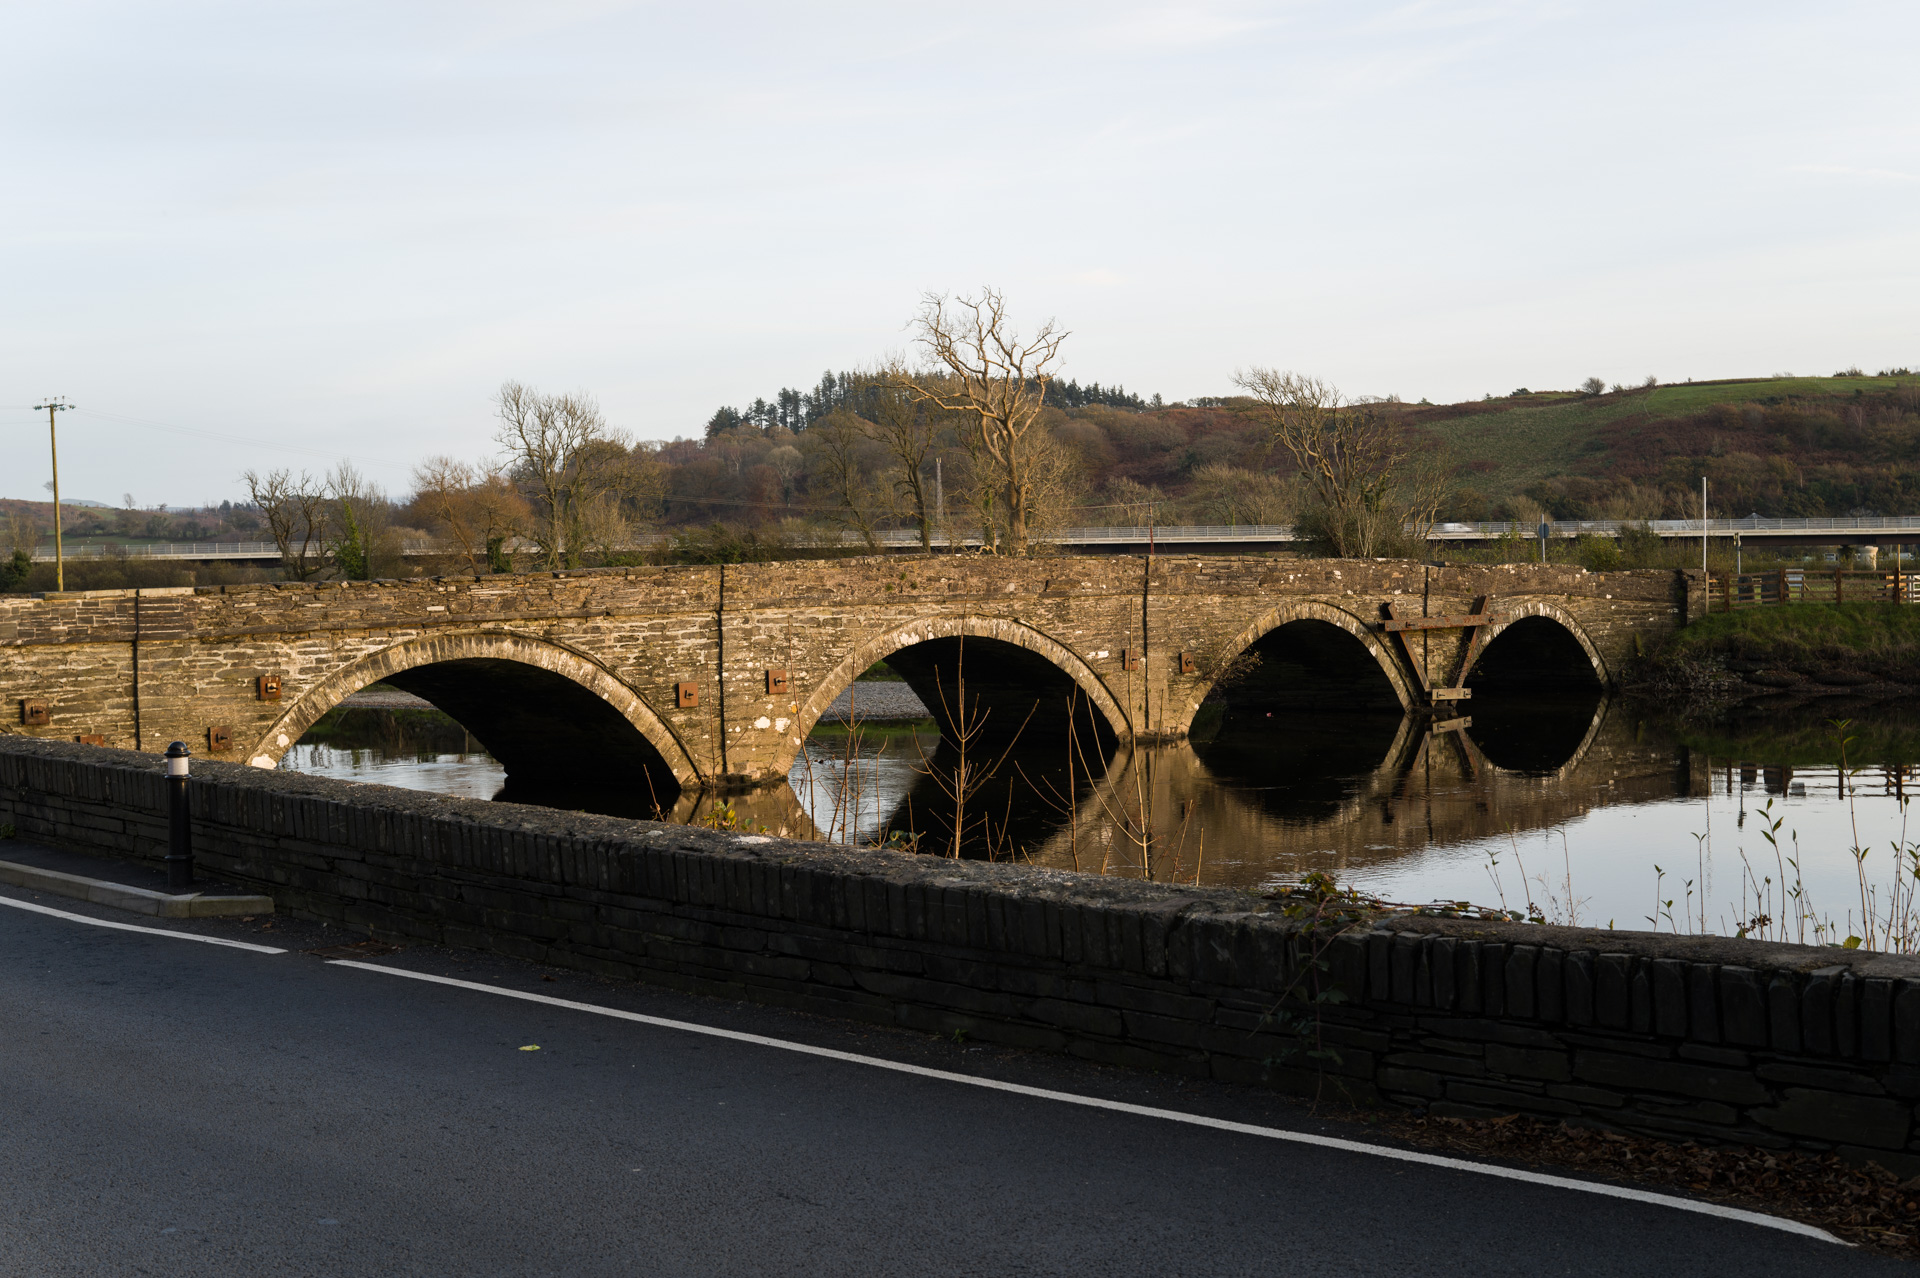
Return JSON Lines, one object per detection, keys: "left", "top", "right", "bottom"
{"left": 1701, "top": 476, "right": 1709, "bottom": 574}
{"left": 34, "top": 399, "right": 73, "bottom": 591}
{"left": 935, "top": 457, "right": 946, "bottom": 553}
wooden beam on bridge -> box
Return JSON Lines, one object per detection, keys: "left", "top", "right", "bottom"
{"left": 1383, "top": 597, "right": 1497, "bottom": 707}
{"left": 1381, "top": 612, "right": 1507, "bottom": 632}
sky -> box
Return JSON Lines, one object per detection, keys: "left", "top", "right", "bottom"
{"left": 4, "top": 0, "right": 1917, "bottom": 506}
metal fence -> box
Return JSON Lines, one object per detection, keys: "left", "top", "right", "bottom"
{"left": 27, "top": 516, "right": 1920, "bottom": 565}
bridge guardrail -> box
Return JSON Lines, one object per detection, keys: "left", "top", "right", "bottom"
{"left": 27, "top": 517, "right": 1920, "bottom": 565}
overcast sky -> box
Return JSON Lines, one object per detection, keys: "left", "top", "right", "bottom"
{"left": 4, "top": 0, "right": 1916, "bottom": 505}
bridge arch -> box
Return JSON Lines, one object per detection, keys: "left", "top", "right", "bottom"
{"left": 1175, "top": 599, "right": 1416, "bottom": 731}
{"left": 1465, "top": 601, "right": 1609, "bottom": 690}
{"left": 246, "top": 629, "right": 701, "bottom": 797}
{"left": 776, "top": 614, "right": 1132, "bottom": 778}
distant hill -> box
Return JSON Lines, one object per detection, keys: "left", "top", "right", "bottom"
{"left": 1402, "top": 372, "right": 1920, "bottom": 520}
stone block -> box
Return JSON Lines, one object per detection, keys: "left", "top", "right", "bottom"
{"left": 1802, "top": 970, "right": 1838, "bottom": 1056}
{"left": 1863, "top": 979, "right": 1894, "bottom": 1063}
{"left": 1367, "top": 931, "right": 1391, "bottom": 1002}
{"left": 1535, "top": 947, "right": 1564, "bottom": 1025}
{"left": 1717, "top": 967, "right": 1766, "bottom": 1047}
{"left": 1485, "top": 1044, "right": 1573, "bottom": 1083}
{"left": 1430, "top": 937, "right": 1458, "bottom": 1011}
{"left": 1480, "top": 943, "right": 1508, "bottom": 1017}
{"left": 1377, "top": 1067, "right": 1444, "bottom": 1099}
{"left": 1752, "top": 1089, "right": 1912, "bottom": 1150}
{"left": 1505, "top": 945, "right": 1537, "bottom": 1020}
{"left": 1390, "top": 933, "right": 1419, "bottom": 1005}
{"left": 1456, "top": 940, "right": 1483, "bottom": 1015}
{"left": 1571, "top": 1051, "right": 1770, "bottom": 1104}
{"left": 1564, "top": 950, "right": 1594, "bottom": 1026}
{"left": 1769, "top": 975, "right": 1803, "bottom": 1054}
{"left": 1755, "top": 1063, "right": 1885, "bottom": 1095}
{"left": 1596, "top": 953, "right": 1631, "bottom": 1029}
{"left": 1028, "top": 998, "right": 1125, "bottom": 1038}
{"left": 1651, "top": 958, "right": 1688, "bottom": 1038}
{"left": 1383, "top": 1052, "right": 1487, "bottom": 1078}
{"left": 1897, "top": 982, "right": 1920, "bottom": 1066}
{"left": 1444, "top": 1081, "right": 1580, "bottom": 1116}
{"left": 1676, "top": 1044, "right": 1749, "bottom": 1067}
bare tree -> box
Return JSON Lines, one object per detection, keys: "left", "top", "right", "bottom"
{"left": 326, "top": 462, "right": 388, "bottom": 580}
{"left": 411, "top": 457, "right": 530, "bottom": 573}
{"left": 242, "top": 468, "right": 330, "bottom": 580}
{"left": 857, "top": 365, "right": 942, "bottom": 550}
{"left": 494, "top": 382, "right": 631, "bottom": 569}
{"left": 901, "top": 290, "right": 1068, "bottom": 557}
{"left": 1232, "top": 370, "right": 1447, "bottom": 558}
{"left": 802, "top": 409, "right": 886, "bottom": 550}
{"left": 3, "top": 507, "right": 39, "bottom": 559}
{"left": 1182, "top": 464, "right": 1292, "bottom": 526}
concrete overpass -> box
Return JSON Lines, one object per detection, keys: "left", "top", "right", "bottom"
{"left": 26, "top": 515, "right": 1920, "bottom": 565}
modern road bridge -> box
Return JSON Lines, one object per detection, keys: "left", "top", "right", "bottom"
{"left": 28, "top": 516, "right": 1920, "bottom": 565}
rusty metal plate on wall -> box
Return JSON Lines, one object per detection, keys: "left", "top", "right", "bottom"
{"left": 765, "top": 668, "right": 789, "bottom": 695}
{"left": 257, "top": 673, "right": 283, "bottom": 701}
{"left": 20, "top": 699, "right": 49, "bottom": 726}
{"left": 208, "top": 725, "right": 233, "bottom": 752}
{"left": 73, "top": 734, "right": 105, "bottom": 746}
{"left": 1179, "top": 651, "right": 1197, "bottom": 675}
{"left": 675, "top": 681, "right": 700, "bottom": 709}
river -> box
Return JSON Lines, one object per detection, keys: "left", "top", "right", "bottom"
{"left": 282, "top": 685, "right": 1920, "bottom": 951}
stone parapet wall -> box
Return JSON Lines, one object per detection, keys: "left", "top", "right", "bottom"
{"left": 10, "top": 737, "right": 1905, "bottom": 1169}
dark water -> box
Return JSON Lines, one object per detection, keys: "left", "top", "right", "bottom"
{"left": 285, "top": 693, "right": 1920, "bottom": 948}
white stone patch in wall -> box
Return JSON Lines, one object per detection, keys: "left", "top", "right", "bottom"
{"left": 753, "top": 716, "right": 772, "bottom": 729}
{"left": 1092, "top": 650, "right": 1110, "bottom": 658}
{"left": 251, "top": 755, "right": 274, "bottom": 769}
{"left": 277, "top": 734, "right": 289, "bottom": 747}
{"left": 734, "top": 835, "right": 772, "bottom": 845}
{"left": 774, "top": 718, "right": 789, "bottom": 732}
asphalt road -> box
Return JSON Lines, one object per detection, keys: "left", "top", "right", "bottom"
{"left": 0, "top": 883, "right": 1908, "bottom": 1278}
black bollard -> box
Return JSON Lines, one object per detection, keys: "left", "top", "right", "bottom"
{"left": 165, "top": 741, "right": 194, "bottom": 892}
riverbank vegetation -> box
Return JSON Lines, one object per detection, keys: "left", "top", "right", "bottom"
{"left": 1640, "top": 603, "right": 1920, "bottom": 699}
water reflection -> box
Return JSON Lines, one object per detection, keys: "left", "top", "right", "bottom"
{"left": 286, "top": 694, "right": 1920, "bottom": 942}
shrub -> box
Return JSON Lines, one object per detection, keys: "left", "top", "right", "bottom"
{"left": 1580, "top": 376, "right": 1606, "bottom": 395}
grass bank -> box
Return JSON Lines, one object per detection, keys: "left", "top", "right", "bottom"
{"left": 1663, "top": 603, "right": 1920, "bottom": 676}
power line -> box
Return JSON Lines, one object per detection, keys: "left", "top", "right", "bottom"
{"left": 74, "top": 408, "right": 412, "bottom": 468}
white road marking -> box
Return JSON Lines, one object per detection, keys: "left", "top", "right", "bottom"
{"left": 328, "top": 960, "right": 1845, "bottom": 1246}
{"left": 0, "top": 893, "right": 288, "bottom": 954}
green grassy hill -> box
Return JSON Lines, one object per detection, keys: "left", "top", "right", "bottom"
{"left": 1400, "top": 374, "right": 1920, "bottom": 520}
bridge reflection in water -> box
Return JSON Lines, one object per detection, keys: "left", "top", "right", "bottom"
{"left": 739, "top": 693, "right": 1686, "bottom": 893}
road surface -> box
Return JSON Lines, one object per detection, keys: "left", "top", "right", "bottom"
{"left": 0, "top": 880, "right": 1903, "bottom": 1277}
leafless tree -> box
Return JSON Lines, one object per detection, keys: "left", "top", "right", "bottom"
{"left": 494, "top": 382, "right": 632, "bottom": 569}
{"left": 1182, "top": 464, "right": 1292, "bottom": 526}
{"left": 1232, "top": 369, "right": 1447, "bottom": 558}
{"left": 801, "top": 409, "right": 886, "bottom": 550}
{"left": 242, "top": 468, "right": 330, "bottom": 580}
{"left": 858, "top": 365, "right": 942, "bottom": 550}
{"left": 901, "top": 289, "right": 1068, "bottom": 557}
{"left": 2, "top": 508, "right": 39, "bottom": 559}
{"left": 412, "top": 457, "right": 530, "bottom": 573}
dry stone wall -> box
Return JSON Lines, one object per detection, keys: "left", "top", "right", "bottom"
{"left": 3, "top": 736, "right": 1913, "bottom": 1174}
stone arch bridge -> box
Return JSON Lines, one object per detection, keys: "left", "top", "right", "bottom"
{"left": 0, "top": 556, "right": 1698, "bottom": 798}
